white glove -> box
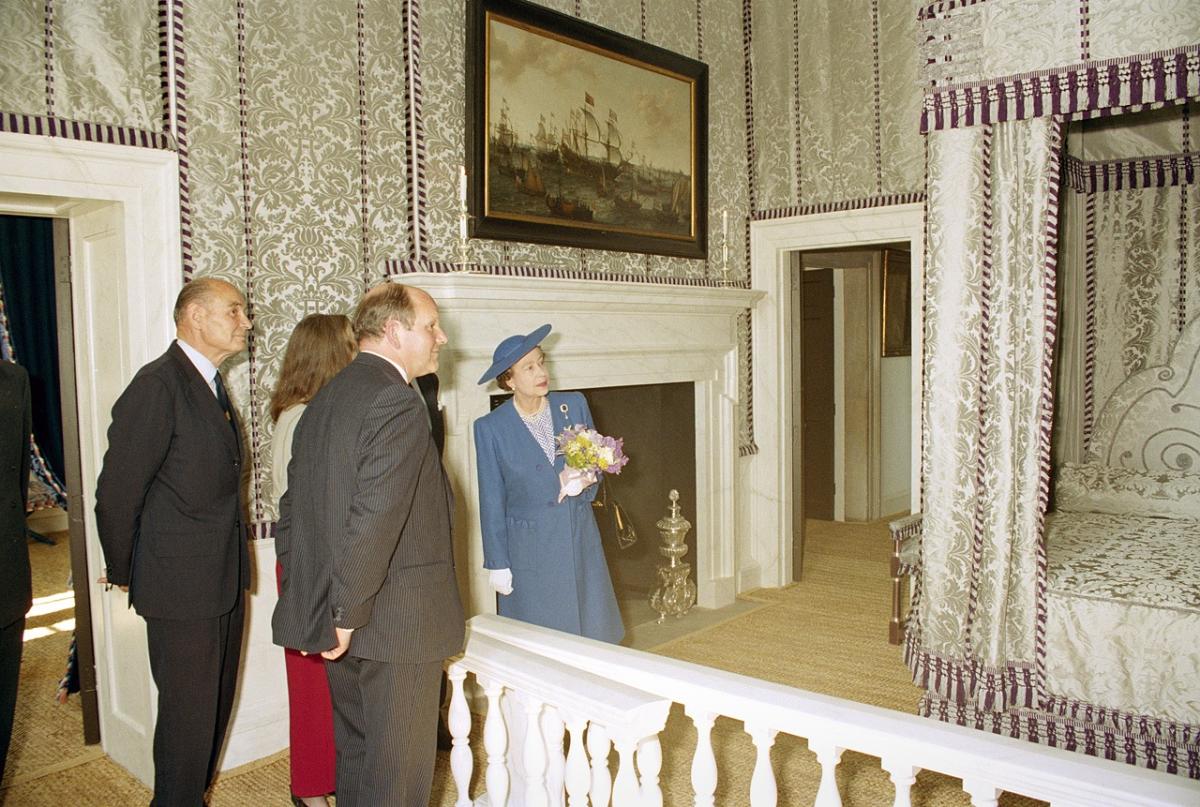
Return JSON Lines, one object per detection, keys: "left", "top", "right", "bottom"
{"left": 557, "top": 467, "right": 598, "bottom": 503}
{"left": 489, "top": 568, "right": 514, "bottom": 596}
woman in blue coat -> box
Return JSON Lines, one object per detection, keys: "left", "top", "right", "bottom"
{"left": 474, "top": 324, "right": 624, "bottom": 643}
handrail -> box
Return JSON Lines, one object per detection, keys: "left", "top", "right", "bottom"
{"left": 468, "top": 614, "right": 1200, "bottom": 806}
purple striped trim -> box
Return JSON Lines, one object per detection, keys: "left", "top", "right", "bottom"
{"left": 741, "top": 0, "right": 757, "bottom": 215}
{"left": 870, "top": 0, "right": 883, "bottom": 194}
{"left": 964, "top": 125, "right": 995, "bottom": 677}
{"left": 1033, "top": 118, "right": 1065, "bottom": 708}
{"left": 917, "top": 0, "right": 989, "bottom": 21}
{"left": 921, "top": 694, "right": 1200, "bottom": 779}
{"left": 1078, "top": 0, "right": 1090, "bottom": 62}
{"left": 1064, "top": 151, "right": 1199, "bottom": 192}
{"left": 357, "top": 0, "right": 372, "bottom": 286}
{"left": 43, "top": 0, "right": 55, "bottom": 117}
{"left": 235, "top": 0, "right": 264, "bottom": 518}
{"left": 1082, "top": 193, "right": 1097, "bottom": 449}
{"left": 0, "top": 112, "right": 173, "bottom": 148}
{"left": 402, "top": 0, "right": 429, "bottom": 260}
{"left": 922, "top": 45, "right": 1200, "bottom": 132}
{"left": 791, "top": 1, "right": 802, "bottom": 202}
{"left": 753, "top": 192, "right": 927, "bottom": 221}
{"left": 919, "top": 139, "right": 930, "bottom": 513}
{"left": 1180, "top": 104, "right": 1192, "bottom": 336}
{"left": 385, "top": 259, "right": 746, "bottom": 288}
{"left": 249, "top": 521, "right": 276, "bottom": 541}
{"left": 162, "top": 0, "right": 194, "bottom": 278}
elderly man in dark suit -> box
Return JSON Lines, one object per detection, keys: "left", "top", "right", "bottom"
{"left": 95, "top": 277, "right": 251, "bottom": 807}
{"left": 0, "top": 360, "right": 31, "bottom": 782}
{"left": 273, "top": 283, "right": 464, "bottom": 807}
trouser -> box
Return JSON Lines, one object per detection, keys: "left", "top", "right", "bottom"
{"left": 0, "top": 615, "right": 24, "bottom": 783}
{"left": 145, "top": 593, "right": 245, "bottom": 807}
{"left": 325, "top": 655, "right": 442, "bottom": 807}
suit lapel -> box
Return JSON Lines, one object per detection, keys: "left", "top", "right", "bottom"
{"left": 167, "top": 344, "right": 240, "bottom": 457}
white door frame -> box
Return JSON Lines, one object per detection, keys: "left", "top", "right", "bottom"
{"left": 0, "top": 131, "right": 182, "bottom": 785}
{"left": 748, "top": 204, "right": 924, "bottom": 588}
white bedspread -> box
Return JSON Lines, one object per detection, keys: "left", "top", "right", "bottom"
{"left": 1044, "top": 510, "right": 1200, "bottom": 724}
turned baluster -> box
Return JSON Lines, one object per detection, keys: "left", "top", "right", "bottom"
{"left": 563, "top": 715, "right": 590, "bottom": 807}
{"left": 637, "top": 735, "right": 663, "bottom": 807}
{"left": 480, "top": 675, "right": 510, "bottom": 807}
{"left": 586, "top": 723, "right": 613, "bottom": 807}
{"left": 810, "top": 740, "right": 844, "bottom": 807}
{"left": 612, "top": 737, "right": 640, "bottom": 806}
{"left": 541, "top": 705, "right": 566, "bottom": 807}
{"left": 747, "top": 723, "right": 779, "bottom": 807}
{"left": 687, "top": 707, "right": 718, "bottom": 807}
{"left": 447, "top": 664, "right": 473, "bottom": 807}
{"left": 881, "top": 758, "right": 918, "bottom": 807}
{"left": 522, "top": 695, "right": 550, "bottom": 807}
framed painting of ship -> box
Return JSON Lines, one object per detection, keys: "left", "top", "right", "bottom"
{"left": 467, "top": 0, "right": 708, "bottom": 259}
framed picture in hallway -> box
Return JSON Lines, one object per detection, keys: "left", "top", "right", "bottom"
{"left": 466, "top": 0, "right": 708, "bottom": 258}
{"left": 881, "top": 248, "right": 912, "bottom": 357}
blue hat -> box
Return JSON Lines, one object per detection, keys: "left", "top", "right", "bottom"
{"left": 477, "top": 324, "right": 552, "bottom": 385}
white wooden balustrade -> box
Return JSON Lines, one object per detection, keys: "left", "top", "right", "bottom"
{"left": 447, "top": 630, "right": 671, "bottom": 807}
{"left": 447, "top": 614, "right": 1200, "bottom": 807}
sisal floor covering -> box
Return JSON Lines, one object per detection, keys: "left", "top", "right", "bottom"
{"left": 2, "top": 520, "right": 1046, "bottom": 806}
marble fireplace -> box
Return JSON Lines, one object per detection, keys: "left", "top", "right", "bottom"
{"left": 409, "top": 272, "right": 762, "bottom": 619}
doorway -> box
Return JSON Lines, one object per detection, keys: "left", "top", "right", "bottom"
{"left": 0, "top": 131, "right": 182, "bottom": 785}
{"left": 790, "top": 245, "right": 912, "bottom": 578}
{"left": 0, "top": 212, "right": 101, "bottom": 746}
{"left": 748, "top": 204, "right": 924, "bottom": 589}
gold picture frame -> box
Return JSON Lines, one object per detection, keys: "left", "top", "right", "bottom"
{"left": 466, "top": 0, "right": 708, "bottom": 258}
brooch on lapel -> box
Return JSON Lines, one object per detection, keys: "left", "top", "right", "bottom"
{"left": 559, "top": 404, "right": 569, "bottom": 415}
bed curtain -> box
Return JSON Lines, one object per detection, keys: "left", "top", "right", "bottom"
{"left": 911, "top": 116, "right": 1064, "bottom": 712}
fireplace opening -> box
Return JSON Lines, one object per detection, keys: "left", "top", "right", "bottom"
{"left": 586, "top": 382, "right": 697, "bottom": 624}
{"left": 488, "top": 381, "right": 698, "bottom": 628}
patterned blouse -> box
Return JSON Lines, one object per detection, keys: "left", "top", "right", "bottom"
{"left": 518, "top": 401, "right": 556, "bottom": 463}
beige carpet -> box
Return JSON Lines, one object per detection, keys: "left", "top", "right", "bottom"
{"left": 2, "top": 521, "right": 1045, "bottom": 806}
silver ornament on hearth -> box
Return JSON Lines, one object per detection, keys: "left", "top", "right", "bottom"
{"left": 649, "top": 489, "right": 697, "bottom": 623}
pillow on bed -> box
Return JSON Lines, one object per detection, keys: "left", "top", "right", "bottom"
{"left": 1056, "top": 462, "right": 1200, "bottom": 520}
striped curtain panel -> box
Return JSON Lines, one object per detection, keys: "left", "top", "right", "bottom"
{"left": 910, "top": 116, "right": 1064, "bottom": 713}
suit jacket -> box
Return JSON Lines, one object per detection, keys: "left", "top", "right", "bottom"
{"left": 272, "top": 353, "right": 464, "bottom": 662}
{"left": 0, "top": 362, "right": 32, "bottom": 628}
{"left": 94, "top": 342, "right": 249, "bottom": 620}
{"left": 473, "top": 391, "right": 623, "bottom": 642}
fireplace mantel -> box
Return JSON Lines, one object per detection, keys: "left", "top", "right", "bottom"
{"left": 402, "top": 272, "right": 763, "bottom": 618}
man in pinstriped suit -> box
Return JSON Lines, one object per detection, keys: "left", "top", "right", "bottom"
{"left": 272, "top": 283, "right": 464, "bottom": 807}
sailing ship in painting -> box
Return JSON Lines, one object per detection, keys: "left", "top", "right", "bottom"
{"left": 489, "top": 92, "right": 690, "bottom": 235}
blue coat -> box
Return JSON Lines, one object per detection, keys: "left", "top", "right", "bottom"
{"left": 474, "top": 391, "right": 624, "bottom": 643}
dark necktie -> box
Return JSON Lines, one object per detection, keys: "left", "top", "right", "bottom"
{"left": 214, "top": 373, "right": 236, "bottom": 431}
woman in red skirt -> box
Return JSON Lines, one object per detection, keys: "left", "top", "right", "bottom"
{"left": 268, "top": 314, "right": 357, "bottom": 807}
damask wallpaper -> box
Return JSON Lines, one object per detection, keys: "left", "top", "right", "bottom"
{"left": 0, "top": 0, "right": 930, "bottom": 523}
{"left": 750, "top": 0, "right": 925, "bottom": 216}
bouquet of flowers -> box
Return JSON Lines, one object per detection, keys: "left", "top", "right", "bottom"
{"left": 555, "top": 425, "right": 629, "bottom": 502}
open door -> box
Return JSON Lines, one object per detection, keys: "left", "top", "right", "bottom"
{"left": 69, "top": 200, "right": 155, "bottom": 784}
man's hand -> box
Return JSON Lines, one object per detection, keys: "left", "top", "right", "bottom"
{"left": 489, "top": 568, "right": 514, "bottom": 596}
{"left": 321, "top": 627, "right": 354, "bottom": 660}
{"left": 97, "top": 575, "right": 128, "bottom": 593}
